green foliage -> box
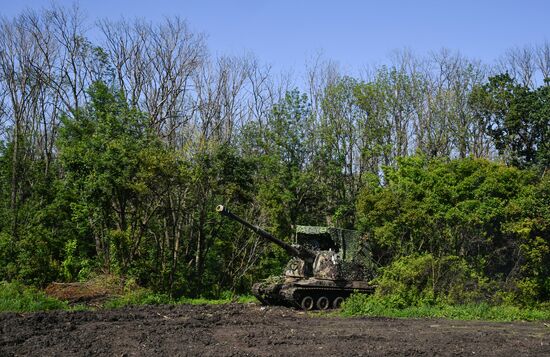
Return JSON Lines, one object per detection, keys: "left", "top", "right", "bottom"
{"left": 0, "top": 281, "right": 68, "bottom": 312}
{"left": 103, "top": 288, "right": 257, "bottom": 308}
{"left": 0, "top": 142, "right": 74, "bottom": 286}
{"left": 61, "top": 239, "right": 93, "bottom": 281}
{"left": 59, "top": 81, "right": 182, "bottom": 282}
{"left": 0, "top": 6, "right": 549, "bottom": 312}
{"left": 469, "top": 74, "right": 550, "bottom": 170}
{"left": 238, "top": 89, "right": 325, "bottom": 283}
{"left": 357, "top": 157, "right": 549, "bottom": 304}
{"left": 316, "top": 76, "right": 366, "bottom": 227}
{"left": 341, "top": 293, "right": 550, "bottom": 321}
{"left": 254, "top": 89, "right": 322, "bottom": 232}
{"left": 370, "top": 254, "right": 491, "bottom": 307}
{"left": 103, "top": 288, "right": 173, "bottom": 308}
{"left": 0, "top": 68, "right": 548, "bottom": 311}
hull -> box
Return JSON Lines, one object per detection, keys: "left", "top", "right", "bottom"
{"left": 252, "top": 276, "right": 375, "bottom": 310}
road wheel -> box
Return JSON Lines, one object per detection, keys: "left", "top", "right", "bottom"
{"left": 316, "top": 296, "right": 330, "bottom": 310}
{"left": 301, "top": 296, "right": 314, "bottom": 310}
{"left": 332, "top": 296, "right": 344, "bottom": 309}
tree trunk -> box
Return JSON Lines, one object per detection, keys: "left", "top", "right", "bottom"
{"left": 10, "top": 118, "right": 19, "bottom": 242}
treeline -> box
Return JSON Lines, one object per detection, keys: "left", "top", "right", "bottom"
{"left": 0, "top": 5, "right": 548, "bottom": 302}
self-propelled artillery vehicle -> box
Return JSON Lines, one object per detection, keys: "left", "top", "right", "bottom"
{"left": 216, "top": 205, "right": 375, "bottom": 310}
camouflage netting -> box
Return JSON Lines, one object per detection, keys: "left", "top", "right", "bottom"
{"left": 295, "top": 226, "right": 366, "bottom": 262}
{"left": 295, "top": 226, "right": 334, "bottom": 251}
{"left": 296, "top": 225, "right": 376, "bottom": 280}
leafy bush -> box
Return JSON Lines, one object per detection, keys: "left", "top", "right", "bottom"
{"left": 341, "top": 293, "right": 550, "bottom": 321}
{"left": 103, "top": 287, "right": 257, "bottom": 308}
{"left": 178, "top": 291, "right": 258, "bottom": 305}
{"left": 372, "top": 254, "right": 491, "bottom": 307}
{"left": 61, "top": 239, "right": 93, "bottom": 281}
{"left": 0, "top": 281, "right": 68, "bottom": 312}
{"left": 103, "top": 288, "right": 173, "bottom": 308}
{"left": 357, "top": 157, "right": 549, "bottom": 305}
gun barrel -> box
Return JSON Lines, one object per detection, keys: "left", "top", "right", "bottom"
{"left": 216, "top": 205, "right": 314, "bottom": 262}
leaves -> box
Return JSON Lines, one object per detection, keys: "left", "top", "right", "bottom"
{"left": 469, "top": 73, "right": 550, "bottom": 170}
{"left": 357, "top": 157, "right": 549, "bottom": 304}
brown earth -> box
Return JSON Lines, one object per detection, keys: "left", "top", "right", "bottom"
{"left": 44, "top": 275, "right": 125, "bottom": 307}
{"left": 1, "top": 303, "right": 549, "bottom": 356}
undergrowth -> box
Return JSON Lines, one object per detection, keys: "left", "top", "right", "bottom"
{"left": 0, "top": 280, "right": 257, "bottom": 312}
{"left": 0, "top": 281, "right": 69, "bottom": 312}
{"left": 341, "top": 293, "right": 550, "bottom": 321}
{"left": 5, "top": 279, "right": 547, "bottom": 322}
{"left": 103, "top": 288, "right": 257, "bottom": 309}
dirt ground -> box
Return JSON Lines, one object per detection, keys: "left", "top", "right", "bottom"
{"left": 1, "top": 303, "right": 549, "bottom": 356}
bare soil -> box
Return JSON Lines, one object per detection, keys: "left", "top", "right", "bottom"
{"left": 1, "top": 303, "right": 549, "bottom": 356}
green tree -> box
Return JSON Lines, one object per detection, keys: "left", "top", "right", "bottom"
{"left": 356, "top": 156, "right": 549, "bottom": 304}
{"left": 235, "top": 90, "right": 322, "bottom": 283}
{"left": 0, "top": 138, "right": 70, "bottom": 286}
{"left": 469, "top": 74, "right": 549, "bottom": 170}
{"left": 59, "top": 81, "right": 176, "bottom": 276}
{"left": 254, "top": 89, "right": 321, "bottom": 233}
{"left": 316, "top": 77, "right": 364, "bottom": 227}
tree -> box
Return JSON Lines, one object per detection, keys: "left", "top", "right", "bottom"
{"left": 356, "top": 156, "right": 549, "bottom": 303}
{"left": 470, "top": 73, "right": 549, "bottom": 170}
{"left": 59, "top": 81, "right": 176, "bottom": 274}
{"left": 241, "top": 90, "right": 321, "bottom": 234}
{"left": 317, "top": 76, "right": 366, "bottom": 226}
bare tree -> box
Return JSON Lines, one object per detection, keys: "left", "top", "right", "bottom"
{"left": 428, "top": 49, "right": 489, "bottom": 158}
{"left": 305, "top": 52, "right": 340, "bottom": 121}
{"left": 142, "top": 17, "right": 205, "bottom": 142}
{"left": 497, "top": 45, "right": 536, "bottom": 88}
{"left": 22, "top": 10, "right": 66, "bottom": 175}
{"left": 99, "top": 17, "right": 206, "bottom": 145}
{"left": 535, "top": 41, "right": 550, "bottom": 82}
{"left": 44, "top": 3, "right": 93, "bottom": 112}
{"left": 245, "top": 56, "right": 274, "bottom": 128}
{"left": 0, "top": 12, "right": 46, "bottom": 239}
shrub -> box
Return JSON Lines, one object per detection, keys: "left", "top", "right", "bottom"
{"left": 357, "top": 157, "right": 549, "bottom": 305}
{"left": 371, "top": 254, "right": 490, "bottom": 307}
{"left": 0, "top": 281, "right": 68, "bottom": 312}
{"left": 341, "top": 293, "right": 550, "bottom": 321}
{"left": 103, "top": 288, "right": 172, "bottom": 308}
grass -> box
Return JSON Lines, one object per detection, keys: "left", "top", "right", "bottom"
{"left": 0, "top": 281, "right": 69, "bottom": 312}
{"left": 340, "top": 293, "right": 550, "bottom": 322}
{"left": 102, "top": 289, "right": 173, "bottom": 309}
{"left": 4, "top": 281, "right": 546, "bottom": 322}
{"left": 179, "top": 295, "right": 258, "bottom": 305}
{"left": 103, "top": 288, "right": 258, "bottom": 309}
{"left": 0, "top": 280, "right": 258, "bottom": 312}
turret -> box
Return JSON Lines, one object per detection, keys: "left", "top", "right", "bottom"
{"left": 216, "top": 205, "right": 315, "bottom": 263}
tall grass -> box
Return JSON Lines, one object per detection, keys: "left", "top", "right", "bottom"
{"left": 103, "top": 288, "right": 258, "bottom": 308}
{"left": 0, "top": 281, "right": 68, "bottom": 312}
{"left": 102, "top": 288, "right": 173, "bottom": 308}
{"left": 179, "top": 294, "right": 258, "bottom": 305}
{"left": 341, "top": 293, "right": 550, "bottom": 321}
{"left": 0, "top": 280, "right": 258, "bottom": 312}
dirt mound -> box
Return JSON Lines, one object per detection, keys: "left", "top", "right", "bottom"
{"left": 44, "top": 275, "right": 124, "bottom": 306}
{"left": 1, "top": 304, "right": 548, "bottom": 356}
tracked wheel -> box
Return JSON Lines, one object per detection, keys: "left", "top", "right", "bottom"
{"left": 316, "top": 296, "right": 330, "bottom": 310}
{"left": 332, "top": 296, "right": 344, "bottom": 309}
{"left": 301, "top": 296, "right": 315, "bottom": 310}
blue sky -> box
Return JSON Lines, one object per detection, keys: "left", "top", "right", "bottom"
{"left": 2, "top": 0, "right": 549, "bottom": 74}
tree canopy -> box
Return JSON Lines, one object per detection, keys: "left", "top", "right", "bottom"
{"left": 0, "top": 6, "right": 548, "bottom": 305}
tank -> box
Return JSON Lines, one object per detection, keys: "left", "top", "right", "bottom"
{"left": 216, "top": 205, "right": 375, "bottom": 310}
